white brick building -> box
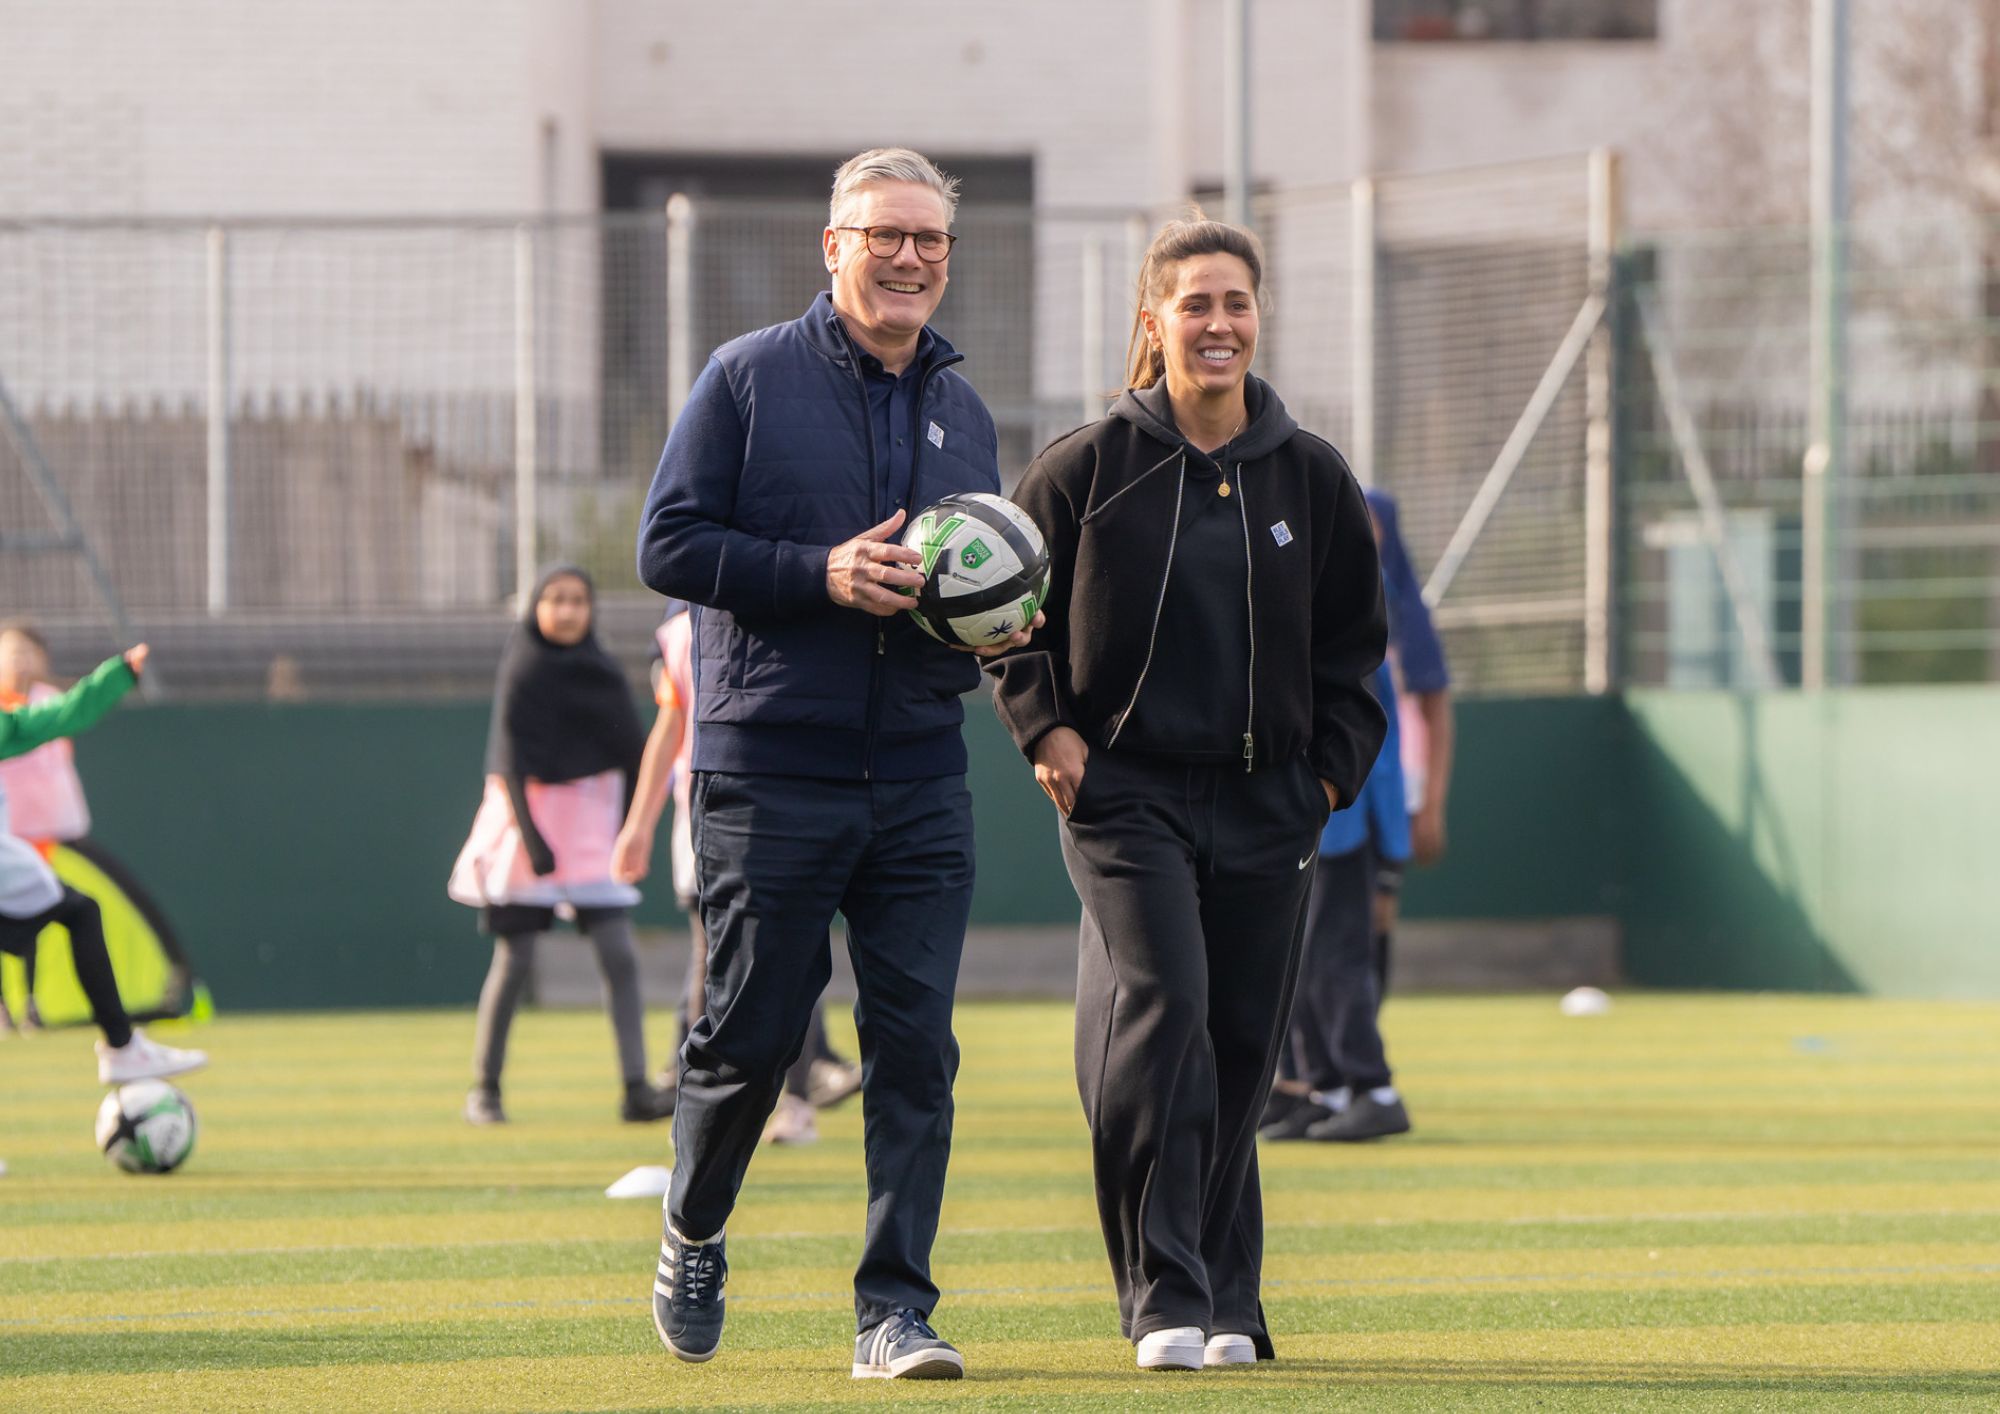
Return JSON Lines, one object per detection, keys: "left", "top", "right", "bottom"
{"left": 0, "top": 0, "right": 1890, "bottom": 229}
{"left": 0, "top": 0, "right": 1767, "bottom": 450}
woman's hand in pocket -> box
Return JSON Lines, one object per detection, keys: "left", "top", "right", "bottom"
{"left": 1033, "top": 727, "right": 1090, "bottom": 816}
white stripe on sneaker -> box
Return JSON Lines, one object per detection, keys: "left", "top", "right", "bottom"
{"left": 855, "top": 1320, "right": 894, "bottom": 1376}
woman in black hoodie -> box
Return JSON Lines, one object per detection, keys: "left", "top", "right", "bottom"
{"left": 988, "top": 217, "right": 1386, "bottom": 1371}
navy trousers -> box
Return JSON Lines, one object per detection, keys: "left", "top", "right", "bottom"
{"left": 667, "top": 769, "right": 975, "bottom": 1331}
{"left": 1285, "top": 846, "right": 1393, "bottom": 1094}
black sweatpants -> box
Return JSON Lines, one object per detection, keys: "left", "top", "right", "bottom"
{"left": 0, "top": 886, "right": 132, "bottom": 1047}
{"left": 1285, "top": 846, "right": 1392, "bottom": 1095}
{"left": 1058, "top": 749, "right": 1327, "bottom": 1356}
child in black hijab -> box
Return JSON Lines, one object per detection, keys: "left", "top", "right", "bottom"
{"left": 448, "top": 566, "right": 674, "bottom": 1125}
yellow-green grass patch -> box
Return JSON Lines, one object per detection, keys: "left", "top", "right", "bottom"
{"left": 3, "top": 995, "right": 2000, "bottom": 1410}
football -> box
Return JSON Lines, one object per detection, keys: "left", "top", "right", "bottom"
{"left": 900, "top": 493, "right": 1052, "bottom": 646}
{"left": 96, "top": 1079, "right": 198, "bottom": 1174}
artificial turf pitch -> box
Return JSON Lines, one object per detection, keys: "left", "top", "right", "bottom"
{"left": 3, "top": 995, "right": 1999, "bottom": 1411}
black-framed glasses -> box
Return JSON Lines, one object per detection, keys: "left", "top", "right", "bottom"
{"left": 834, "top": 226, "right": 958, "bottom": 263}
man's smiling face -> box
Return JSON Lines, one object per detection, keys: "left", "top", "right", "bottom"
{"left": 823, "top": 181, "right": 952, "bottom": 355}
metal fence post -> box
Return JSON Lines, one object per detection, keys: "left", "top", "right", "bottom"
{"left": 665, "top": 193, "right": 695, "bottom": 429}
{"left": 1349, "top": 176, "right": 1376, "bottom": 487}
{"left": 1583, "top": 147, "right": 1621, "bottom": 694}
{"left": 1081, "top": 231, "right": 1105, "bottom": 424}
{"left": 1224, "top": 0, "right": 1252, "bottom": 229}
{"left": 1805, "top": 0, "right": 1850, "bottom": 690}
{"left": 514, "top": 223, "right": 538, "bottom": 610}
{"left": 205, "top": 226, "right": 231, "bottom": 616}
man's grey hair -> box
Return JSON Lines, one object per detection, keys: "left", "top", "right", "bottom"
{"left": 828, "top": 148, "right": 961, "bottom": 230}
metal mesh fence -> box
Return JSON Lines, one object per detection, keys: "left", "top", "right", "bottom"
{"left": 1620, "top": 213, "right": 2000, "bottom": 687}
{"left": 1253, "top": 185, "right": 1358, "bottom": 455}
{"left": 1369, "top": 159, "right": 1597, "bottom": 694}
{"left": 7, "top": 154, "right": 1987, "bottom": 702}
{"left": 0, "top": 218, "right": 646, "bottom": 697}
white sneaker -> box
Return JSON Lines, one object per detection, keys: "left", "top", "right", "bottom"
{"left": 805, "top": 1057, "right": 863, "bottom": 1108}
{"left": 96, "top": 1029, "right": 207, "bottom": 1086}
{"left": 1136, "top": 1326, "right": 1205, "bottom": 1371}
{"left": 1204, "top": 1333, "right": 1257, "bottom": 1366}
{"left": 760, "top": 1093, "right": 818, "bottom": 1145}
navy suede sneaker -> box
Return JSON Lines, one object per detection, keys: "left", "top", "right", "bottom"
{"left": 852, "top": 1308, "right": 964, "bottom": 1380}
{"left": 652, "top": 1225, "right": 727, "bottom": 1362}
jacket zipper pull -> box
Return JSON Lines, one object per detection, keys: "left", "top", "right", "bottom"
{"left": 876, "top": 626, "right": 886, "bottom": 656}
{"left": 1242, "top": 732, "right": 1255, "bottom": 772}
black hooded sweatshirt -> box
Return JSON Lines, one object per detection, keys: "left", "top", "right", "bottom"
{"left": 987, "top": 375, "right": 1387, "bottom": 803}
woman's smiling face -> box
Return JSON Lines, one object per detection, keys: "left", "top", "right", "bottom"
{"left": 1143, "top": 252, "right": 1260, "bottom": 402}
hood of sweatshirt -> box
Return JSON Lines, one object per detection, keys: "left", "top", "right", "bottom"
{"left": 1110, "top": 373, "right": 1300, "bottom": 470}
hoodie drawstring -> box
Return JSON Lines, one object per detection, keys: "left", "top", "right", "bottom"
{"left": 1104, "top": 454, "right": 1187, "bottom": 749}
{"left": 1235, "top": 460, "right": 1256, "bottom": 771}
{"left": 1080, "top": 448, "right": 1182, "bottom": 526}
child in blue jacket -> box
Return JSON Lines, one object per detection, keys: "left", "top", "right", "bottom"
{"left": 1263, "top": 661, "right": 1412, "bottom": 1141}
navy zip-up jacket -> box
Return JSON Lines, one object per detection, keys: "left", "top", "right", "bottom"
{"left": 636, "top": 292, "right": 1001, "bottom": 781}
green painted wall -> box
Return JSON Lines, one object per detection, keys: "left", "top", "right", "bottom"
{"left": 79, "top": 703, "right": 496, "bottom": 1011}
{"left": 1396, "top": 695, "right": 1629, "bottom": 921}
{"left": 68, "top": 697, "right": 1080, "bottom": 1011}
{"left": 961, "top": 705, "right": 1071, "bottom": 925}
{"left": 60, "top": 687, "right": 2000, "bottom": 1009}
{"left": 1622, "top": 687, "right": 2000, "bottom": 997}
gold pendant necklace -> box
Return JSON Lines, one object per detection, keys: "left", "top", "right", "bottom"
{"left": 1218, "top": 416, "right": 1245, "bottom": 497}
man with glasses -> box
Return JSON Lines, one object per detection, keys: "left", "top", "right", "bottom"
{"left": 638, "top": 148, "right": 1028, "bottom": 1380}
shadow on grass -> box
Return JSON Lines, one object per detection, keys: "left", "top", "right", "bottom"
{"left": 10, "top": 1324, "right": 1996, "bottom": 1404}
{"left": 976, "top": 1356, "right": 2000, "bottom": 1397}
